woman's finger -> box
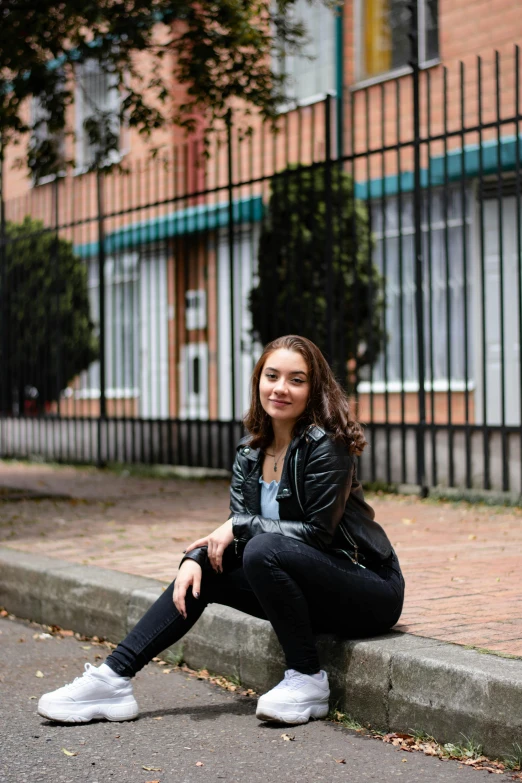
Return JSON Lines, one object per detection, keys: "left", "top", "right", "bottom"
{"left": 173, "top": 580, "right": 187, "bottom": 619}
{"left": 214, "top": 544, "right": 224, "bottom": 574}
{"left": 185, "top": 537, "right": 208, "bottom": 554}
{"left": 192, "top": 569, "right": 202, "bottom": 600}
{"left": 207, "top": 539, "right": 218, "bottom": 572}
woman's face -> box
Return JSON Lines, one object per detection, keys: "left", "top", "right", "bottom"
{"left": 259, "top": 348, "right": 310, "bottom": 425}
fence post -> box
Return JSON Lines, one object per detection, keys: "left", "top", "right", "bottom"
{"left": 226, "top": 110, "right": 236, "bottom": 446}
{"left": 324, "top": 94, "right": 335, "bottom": 366}
{"left": 52, "top": 178, "right": 61, "bottom": 419}
{"left": 0, "top": 137, "right": 6, "bottom": 450}
{"left": 96, "top": 169, "right": 107, "bottom": 467}
{"left": 409, "top": 0, "right": 428, "bottom": 496}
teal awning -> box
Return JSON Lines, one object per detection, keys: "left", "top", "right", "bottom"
{"left": 355, "top": 135, "right": 522, "bottom": 199}
{"left": 74, "top": 135, "right": 521, "bottom": 260}
{"left": 75, "top": 195, "right": 263, "bottom": 258}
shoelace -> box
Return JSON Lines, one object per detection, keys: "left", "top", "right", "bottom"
{"left": 63, "top": 662, "right": 98, "bottom": 691}
{"left": 273, "top": 670, "right": 309, "bottom": 691}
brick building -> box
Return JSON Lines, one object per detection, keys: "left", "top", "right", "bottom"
{"left": 3, "top": 0, "right": 522, "bottom": 490}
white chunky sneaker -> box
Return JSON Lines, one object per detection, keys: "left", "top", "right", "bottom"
{"left": 256, "top": 669, "right": 330, "bottom": 725}
{"left": 38, "top": 663, "right": 139, "bottom": 724}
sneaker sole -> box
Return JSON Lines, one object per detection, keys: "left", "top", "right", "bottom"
{"left": 256, "top": 699, "right": 329, "bottom": 725}
{"left": 37, "top": 696, "right": 139, "bottom": 724}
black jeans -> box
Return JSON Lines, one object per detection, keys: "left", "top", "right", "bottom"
{"left": 106, "top": 533, "right": 405, "bottom": 677}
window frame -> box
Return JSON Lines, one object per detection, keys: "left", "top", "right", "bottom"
{"left": 353, "top": 0, "right": 440, "bottom": 90}
{"left": 359, "top": 184, "right": 474, "bottom": 395}
{"left": 30, "top": 80, "right": 67, "bottom": 188}
{"left": 74, "top": 58, "right": 123, "bottom": 173}
{"left": 272, "top": 0, "right": 337, "bottom": 110}
{"left": 74, "top": 252, "right": 141, "bottom": 401}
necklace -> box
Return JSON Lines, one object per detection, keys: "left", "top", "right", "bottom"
{"left": 266, "top": 445, "right": 289, "bottom": 473}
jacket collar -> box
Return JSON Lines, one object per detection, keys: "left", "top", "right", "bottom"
{"left": 239, "top": 423, "right": 325, "bottom": 462}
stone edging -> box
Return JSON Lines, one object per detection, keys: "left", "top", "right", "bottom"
{"left": 1, "top": 546, "right": 521, "bottom": 759}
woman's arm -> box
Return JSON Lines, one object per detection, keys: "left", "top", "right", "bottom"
{"left": 180, "top": 445, "right": 249, "bottom": 575}
{"left": 231, "top": 437, "right": 354, "bottom": 551}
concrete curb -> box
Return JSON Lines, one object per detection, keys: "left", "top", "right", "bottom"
{"left": 1, "top": 546, "right": 521, "bottom": 759}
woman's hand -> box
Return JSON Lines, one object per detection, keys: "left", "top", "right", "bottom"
{"left": 173, "top": 559, "right": 203, "bottom": 619}
{"left": 185, "top": 519, "right": 234, "bottom": 574}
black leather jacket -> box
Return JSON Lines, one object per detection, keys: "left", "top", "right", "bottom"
{"left": 182, "top": 425, "right": 393, "bottom": 570}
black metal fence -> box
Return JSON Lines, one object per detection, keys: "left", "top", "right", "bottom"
{"left": 2, "top": 46, "right": 522, "bottom": 495}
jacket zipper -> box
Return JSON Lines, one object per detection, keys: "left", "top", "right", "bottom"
{"left": 339, "top": 524, "right": 360, "bottom": 565}
{"left": 294, "top": 450, "right": 305, "bottom": 515}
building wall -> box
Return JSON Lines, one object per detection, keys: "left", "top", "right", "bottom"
{"left": 356, "top": 390, "right": 475, "bottom": 425}
{"left": 3, "top": 2, "right": 520, "bottom": 430}
{"left": 343, "top": 0, "right": 522, "bottom": 178}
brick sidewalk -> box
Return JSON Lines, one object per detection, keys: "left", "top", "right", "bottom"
{"left": 1, "top": 460, "right": 521, "bottom": 657}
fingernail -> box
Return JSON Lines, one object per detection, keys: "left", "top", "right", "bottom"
{"left": 194, "top": 592, "right": 200, "bottom": 599}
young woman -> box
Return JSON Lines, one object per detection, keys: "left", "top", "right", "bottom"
{"left": 38, "top": 335, "right": 404, "bottom": 726}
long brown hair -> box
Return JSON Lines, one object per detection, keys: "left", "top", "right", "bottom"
{"left": 244, "top": 335, "right": 367, "bottom": 455}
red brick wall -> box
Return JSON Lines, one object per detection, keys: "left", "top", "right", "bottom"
{"left": 356, "top": 390, "right": 475, "bottom": 425}
{"left": 343, "top": 0, "right": 522, "bottom": 180}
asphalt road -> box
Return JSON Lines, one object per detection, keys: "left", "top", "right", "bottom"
{"left": 0, "top": 616, "right": 498, "bottom": 783}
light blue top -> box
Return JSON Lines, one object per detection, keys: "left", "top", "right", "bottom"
{"left": 259, "top": 476, "right": 280, "bottom": 519}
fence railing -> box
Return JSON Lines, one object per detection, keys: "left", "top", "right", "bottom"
{"left": 1, "top": 46, "right": 522, "bottom": 495}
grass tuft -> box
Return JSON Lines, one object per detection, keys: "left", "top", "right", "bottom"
{"left": 505, "top": 742, "right": 522, "bottom": 771}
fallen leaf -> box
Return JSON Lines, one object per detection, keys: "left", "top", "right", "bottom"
{"left": 60, "top": 630, "right": 74, "bottom": 637}
{"left": 196, "top": 761, "right": 204, "bottom": 767}
{"left": 35, "top": 670, "right": 44, "bottom": 678}
{"left": 281, "top": 733, "right": 296, "bottom": 742}
{"left": 334, "top": 758, "right": 346, "bottom": 764}
{"left": 401, "top": 758, "right": 408, "bottom": 763}
{"left": 145, "top": 780, "right": 160, "bottom": 783}
{"left": 402, "top": 518, "right": 415, "bottom": 525}
{"left": 162, "top": 668, "right": 172, "bottom": 674}
{"left": 142, "top": 766, "right": 162, "bottom": 772}
{"left": 468, "top": 534, "right": 477, "bottom": 541}
{"left": 153, "top": 716, "right": 163, "bottom": 720}
{"left": 29, "top": 696, "right": 37, "bottom": 700}
{"left": 61, "top": 748, "right": 77, "bottom": 757}
{"left": 80, "top": 645, "right": 91, "bottom": 650}
{"left": 0, "top": 609, "right": 8, "bottom": 617}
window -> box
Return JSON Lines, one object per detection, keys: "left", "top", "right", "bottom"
{"left": 275, "top": 0, "right": 336, "bottom": 104}
{"left": 30, "top": 82, "right": 66, "bottom": 183}
{"left": 185, "top": 289, "right": 207, "bottom": 330}
{"left": 180, "top": 342, "right": 209, "bottom": 419}
{"left": 77, "top": 253, "right": 140, "bottom": 398}
{"left": 356, "top": 0, "right": 439, "bottom": 83}
{"left": 359, "top": 185, "right": 473, "bottom": 392}
{"left": 75, "top": 59, "right": 120, "bottom": 169}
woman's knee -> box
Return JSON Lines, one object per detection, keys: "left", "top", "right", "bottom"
{"left": 243, "top": 532, "right": 287, "bottom": 572}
